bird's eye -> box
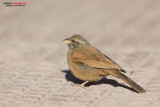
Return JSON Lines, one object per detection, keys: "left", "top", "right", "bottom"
{"left": 71, "top": 40, "right": 75, "bottom": 42}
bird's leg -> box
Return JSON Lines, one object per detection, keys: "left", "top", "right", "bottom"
{"left": 71, "top": 81, "right": 89, "bottom": 88}
{"left": 80, "top": 81, "right": 89, "bottom": 87}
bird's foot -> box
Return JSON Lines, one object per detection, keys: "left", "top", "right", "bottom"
{"left": 71, "top": 81, "right": 89, "bottom": 88}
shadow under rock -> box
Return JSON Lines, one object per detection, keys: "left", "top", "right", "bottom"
{"left": 61, "top": 70, "right": 137, "bottom": 93}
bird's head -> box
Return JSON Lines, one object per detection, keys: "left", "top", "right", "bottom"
{"left": 63, "top": 34, "right": 90, "bottom": 49}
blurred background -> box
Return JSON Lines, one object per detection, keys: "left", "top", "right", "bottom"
{"left": 0, "top": 0, "right": 160, "bottom": 106}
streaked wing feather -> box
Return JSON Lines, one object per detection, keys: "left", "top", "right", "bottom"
{"left": 72, "top": 46, "right": 125, "bottom": 72}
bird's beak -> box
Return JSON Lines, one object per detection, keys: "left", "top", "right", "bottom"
{"left": 63, "top": 38, "right": 70, "bottom": 44}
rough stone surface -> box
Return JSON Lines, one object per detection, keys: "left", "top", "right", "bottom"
{"left": 0, "top": 0, "right": 160, "bottom": 107}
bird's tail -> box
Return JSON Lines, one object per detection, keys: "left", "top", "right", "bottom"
{"left": 112, "top": 71, "right": 146, "bottom": 93}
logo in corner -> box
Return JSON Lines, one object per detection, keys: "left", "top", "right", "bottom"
{"left": 3, "top": 2, "right": 27, "bottom": 7}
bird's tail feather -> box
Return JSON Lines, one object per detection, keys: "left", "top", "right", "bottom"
{"left": 113, "top": 72, "right": 146, "bottom": 93}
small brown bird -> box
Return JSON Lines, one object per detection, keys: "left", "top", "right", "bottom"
{"left": 64, "top": 34, "right": 146, "bottom": 93}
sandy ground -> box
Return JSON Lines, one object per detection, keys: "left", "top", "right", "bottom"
{"left": 0, "top": 0, "right": 160, "bottom": 107}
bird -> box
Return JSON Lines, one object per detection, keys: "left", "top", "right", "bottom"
{"left": 63, "top": 34, "right": 146, "bottom": 93}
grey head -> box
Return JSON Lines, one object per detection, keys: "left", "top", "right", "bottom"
{"left": 63, "top": 34, "right": 90, "bottom": 49}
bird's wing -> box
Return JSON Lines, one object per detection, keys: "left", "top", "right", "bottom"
{"left": 72, "top": 46, "right": 125, "bottom": 72}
